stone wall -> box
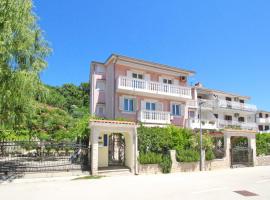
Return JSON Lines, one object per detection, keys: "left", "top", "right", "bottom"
{"left": 138, "top": 164, "right": 162, "bottom": 174}
{"left": 256, "top": 156, "right": 270, "bottom": 166}
{"left": 138, "top": 150, "right": 230, "bottom": 175}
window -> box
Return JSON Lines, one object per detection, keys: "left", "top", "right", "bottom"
{"left": 225, "top": 115, "right": 232, "bottom": 121}
{"left": 96, "top": 105, "right": 105, "bottom": 116}
{"left": 214, "top": 114, "right": 219, "bottom": 119}
{"left": 172, "top": 104, "right": 181, "bottom": 116}
{"left": 96, "top": 80, "right": 105, "bottom": 91}
{"left": 238, "top": 117, "right": 245, "bottom": 122}
{"left": 95, "top": 65, "right": 105, "bottom": 74}
{"left": 188, "top": 111, "right": 195, "bottom": 119}
{"left": 146, "top": 102, "right": 156, "bottom": 111}
{"left": 265, "top": 126, "right": 270, "bottom": 131}
{"left": 226, "top": 97, "right": 232, "bottom": 101}
{"left": 266, "top": 114, "right": 269, "bottom": 118}
{"left": 163, "top": 78, "right": 172, "bottom": 84}
{"left": 124, "top": 98, "right": 134, "bottom": 112}
{"left": 259, "top": 113, "right": 263, "bottom": 118}
{"left": 103, "top": 134, "right": 108, "bottom": 146}
{"left": 259, "top": 125, "right": 264, "bottom": 131}
{"left": 239, "top": 99, "right": 245, "bottom": 104}
{"left": 132, "top": 73, "right": 143, "bottom": 79}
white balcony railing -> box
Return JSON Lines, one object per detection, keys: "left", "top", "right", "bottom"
{"left": 188, "top": 118, "right": 218, "bottom": 130}
{"left": 218, "top": 100, "right": 257, "bottom": 112}
{"left": 218, "top": 119, "right": 257, "bottom": 131}
{"left": 138, "top": 110, "right": 171, "bottom": 124}
{"left": 117, "top": 76, "right": 192, "bottom": 99}
{"left": 194, "top": 99, "right": 257, "bottom": 112}
{"left": 257, "top": 118, "right": 270, "bottom": 124}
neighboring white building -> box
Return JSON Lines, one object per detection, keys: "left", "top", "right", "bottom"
{"left": 256, "top": 111, "right": 270, "bottom": 133}
{"left": 188, "top": 83, "right": 258, "bottom": 132}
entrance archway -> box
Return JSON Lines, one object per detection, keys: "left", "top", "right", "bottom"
{"left": 230, "top": 136, "right": 253, "bottom": 167}
{"left": 223, "top": 130, "right": 257, "bottom": 168}
{"left": 108, "top": 133, "right": 125, "bottom": 166}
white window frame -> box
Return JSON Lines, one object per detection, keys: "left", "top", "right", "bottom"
{"left": 172, "top": 104, "right": 181, "bottom": 116}
{"left": 96, "top": 80, "right": 105, "bottom": 91}
{"left": 132, "top": 72, "right": 144, "bottom": 80}
{"left": 124, "top": 98, "right": 135, "bottom": 112}
{"left": 95, "top": 65, "right": 105, "bottom": 74}
{"left": 96, "top": 104, "right": 105, "bottom": 116}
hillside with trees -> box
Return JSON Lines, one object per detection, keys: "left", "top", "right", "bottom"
{"left": 0, "top": 0, "right": 90, "bottom": 142}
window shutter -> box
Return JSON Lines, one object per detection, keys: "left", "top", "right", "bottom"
{"left": 181, "top": 105, "right": 185, "bottom": 116}
{"left": 174, "top": 79, "right": 179, "bottom": 85}
{"left": 127, "top": 70, "right": 132, "bottom": 78}
{"left": 119, "top": 96, "right": 124, "bottom": 111}
{"left": 141, "top": 100, "right": 146, "bottom": 110}
{"left": 145, "top": 74, "right": 150, "bottom": 81}
{"left": 133, "top": 98, "right": 138, "bottom": 111}
{"left": 156, "top": 102, "right": 163, "bottom": 111}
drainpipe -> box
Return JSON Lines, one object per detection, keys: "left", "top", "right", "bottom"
{"left": 113, "top": 56, "right": 118, "bottom": 119}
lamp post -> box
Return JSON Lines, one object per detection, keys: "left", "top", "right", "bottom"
{"left": 199, "top": 99, "right": 205, "bottom": 171}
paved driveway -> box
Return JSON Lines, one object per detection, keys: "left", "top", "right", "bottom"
{"left": 1, "top": 166, "right": 270, "bottom": 200}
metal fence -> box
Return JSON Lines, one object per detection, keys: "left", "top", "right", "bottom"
{"left": 230, "top": 147, "right": 253, "bottom": 167}
{"left": 0, "top": 140, "right": 90, "bottom": 174}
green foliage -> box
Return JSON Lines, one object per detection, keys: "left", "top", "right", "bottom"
{"left": 205, "top": 149, "right": 216, "bottom": 161}
{"left": 160, "top": 154, "right": 172, "bottom": 173}
{"left": 138, "top": 152, "right": 163, "bottom": 164}
{"left": 137, "top": 126, "right": 172, "bottom": 153}
{"left": 0, "top": 0, "right": 51, "bottom": 129}
{"left": 176, "top": 149, "right": 200, "bottom": 162}
{"left": 256, "top": 133, "right": 270, "bottom": 156}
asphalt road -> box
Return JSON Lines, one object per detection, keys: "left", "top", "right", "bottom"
{"left": 1, "top": 166, "right": 270, "bottom": 200}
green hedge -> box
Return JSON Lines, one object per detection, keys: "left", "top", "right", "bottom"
{"left": 176, "top": 149, "right": 200, "bottom": 162}
{"left": 205, "top": 149, "right": 216, "bottom": 161}
{"left": 256, "top": 133, "right": 270, "bottom": 156}
{"left": 138, "top": 152, "right": 163, "bottom": 164}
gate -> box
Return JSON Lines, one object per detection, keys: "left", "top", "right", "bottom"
{"left": 108, "top": 133, "right": 125, "bottom": 166}
{"left": 230, "top": 147, "right": 253, "bottom": 167}
{"left": 0, "top": 140, "right": 90, "bottom": 174}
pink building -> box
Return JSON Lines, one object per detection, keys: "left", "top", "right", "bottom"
{"left": 90, "top": 54, "right": 196, "bottom": 127}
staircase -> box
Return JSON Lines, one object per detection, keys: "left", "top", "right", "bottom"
{"left": 98, "top": 166, "right": 133, "bottom": 176}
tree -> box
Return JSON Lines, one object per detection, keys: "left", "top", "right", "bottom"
{"left": 0, "top": 0, "right": 51, "bottom": 129}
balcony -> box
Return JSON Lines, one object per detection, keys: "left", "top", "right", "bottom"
{"left": 196, "top": 99, "right": 257, "bottom": 112}
{"left": 257, "top": 118, "right": 270, "bottom": 124}
{"left": 218, "top": 119, "right": 257, "bottom": 131}
{"left": 188, "top": 118, "right": 218, "bottom": 130}
{"left": 117, "top": 76, "right": 192, "bottom": 100}
{"left": 218, "top": 100, "right": 257, "bottom": 112}
{"left": 138, "top": 110, "right": 171, "bottom": 124}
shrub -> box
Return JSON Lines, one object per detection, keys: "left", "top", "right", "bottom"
{"left": 138, "top": 152, "right": 163, "bottom": 164}
{"left": 205, "top": 149, "right": 215, "bottom": 161}
{"left": 256, "top": 133, "right": 270, "bottom": 156}
{"left": 176, "top": 149, "right": 200, "bottom": 162}
{"left": 160, "top": 154, "right": 172, "bottom": 173}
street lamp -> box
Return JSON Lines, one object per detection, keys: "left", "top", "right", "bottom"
{"left": 198, "top": 99, "right": 206, "bottom": 171}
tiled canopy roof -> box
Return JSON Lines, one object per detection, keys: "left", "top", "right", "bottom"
{"left": 89, "top": 119, "right": 136, "bottom": 125}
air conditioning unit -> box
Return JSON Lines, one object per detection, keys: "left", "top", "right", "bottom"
{"left": 234, "top": 113, "right": 240, "bottom": 118}
{"left": 180, "top": 76, "right": 187, "bottom": 81}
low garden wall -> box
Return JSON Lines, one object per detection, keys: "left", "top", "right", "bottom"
{"left": 256, "top": 155, "right": 270, "bottom": 166}
{"left": 138, "top": 150, "right": 230, "bottom": 174}
{"left": 138, "top": 164, "right": 162, "bottom": 174}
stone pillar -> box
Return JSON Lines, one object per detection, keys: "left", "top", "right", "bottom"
{"left": 170, "top": 150, "right": 177, "bottom": 173}
{"left": 134, "top": 128, "right": 139, "bottom": 175}
{"left": 224, "top": 133, "right": 231, "bottom": 166}
{"left": 248, "top": 135, "right": 257, "bottom": 166}
{"left": 91, "top": 128, "right": 99, "bottom": 175}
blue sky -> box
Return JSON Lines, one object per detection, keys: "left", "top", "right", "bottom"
{"left": 34, "top": 0, "right": 270, "bottom": 111}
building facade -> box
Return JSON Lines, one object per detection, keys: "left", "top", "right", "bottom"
{"left": 89, "top": 54, "right": 267, "bottom": 174}
{"left": 256, "top": 111, "right": 270, "bottom": 133}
